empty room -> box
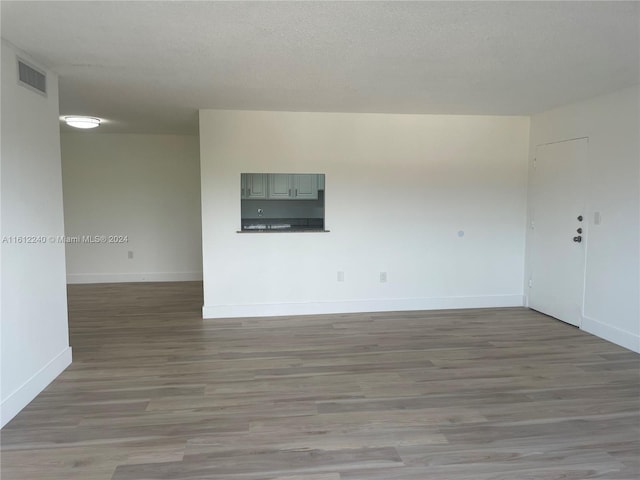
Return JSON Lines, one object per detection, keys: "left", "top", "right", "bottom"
{"left": 1, "top": 1, "right": 639, "bottom": 479}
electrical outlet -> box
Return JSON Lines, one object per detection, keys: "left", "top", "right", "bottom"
{"left": 380, "top": 272, "right": 387, "bottom": 283}
{"left": 337, "top": 271, "right": 345, "bottom": 282}
{"left": 127, "top": 251, "right": 134, "bottom": 259}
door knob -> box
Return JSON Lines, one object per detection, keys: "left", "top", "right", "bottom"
{"left": 573, "top": 236, "right": 582, "bottom": 243}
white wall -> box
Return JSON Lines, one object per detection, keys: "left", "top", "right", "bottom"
{"left": 1, "top": 41, "right": 71, "bottom": 427}
{"left": 528, "top": 86, "right": 640, "bottom": 352}
{"left": 61, "top": 133, "right": 202, "bottom": 283}
{"left": 200, "top": 110, "right": 530, "bottom": 318}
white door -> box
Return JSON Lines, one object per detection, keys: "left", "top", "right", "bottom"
{"left": 529, "top": 138, "right": 588, "bottom": 326}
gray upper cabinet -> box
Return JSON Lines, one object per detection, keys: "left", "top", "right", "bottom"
{"left": 268, "top": 174, "right": 294, "bottom": 199}
{"left": 267, "top": 174, "right": 319, "bottom": 200}
{"left": 292, "top": 174, "right": 319, "bottom": 199}
{"left": 242, "top": 173, "right": 268, "bottom": 199}
{"left": 244, "top": 173, "right": 321, "bottom": 200}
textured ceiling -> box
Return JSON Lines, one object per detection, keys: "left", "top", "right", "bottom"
{"left": 2, "top": 1, "right": 639, "bottom": 134}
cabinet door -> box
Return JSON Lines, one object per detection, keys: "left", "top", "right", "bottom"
{"left": 293, "top": 174, "right": 319, "bottom": 199}
{"left": 268, "top": 174, "right": 294, "bottom": 199}
{"left": 245, "top": 174, "right": 268, "bottom": 199}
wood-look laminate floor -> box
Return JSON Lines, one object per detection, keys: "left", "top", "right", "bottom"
{"left": 2, "top": 282, "right": 639, "bottom": 479}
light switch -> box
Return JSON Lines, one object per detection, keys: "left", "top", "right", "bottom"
{"left": 594, "top": 211, "right": 601, "bottom": 225}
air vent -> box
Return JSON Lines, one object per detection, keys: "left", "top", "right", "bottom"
{"left": 17, "top": 57, "right": 46, "bottom": 96}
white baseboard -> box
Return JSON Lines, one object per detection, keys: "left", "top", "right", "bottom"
{"left": 581, "top": 316, "right": 640, "bottom": 353}
{"left": 67, "top": 272, "right": 203, "bottom": 284}
{"left": 203, "top": 294, "right": 525, "bottom": 319}
{"left": 1, "top": 347, "right": 72, "bottom": 428}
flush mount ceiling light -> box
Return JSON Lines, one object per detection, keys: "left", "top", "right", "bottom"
{"left": 64, "top": 116, "right": 101, "bottom": 129}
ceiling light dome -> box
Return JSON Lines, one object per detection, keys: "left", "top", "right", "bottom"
{"left": 64, "top": 116, "right": 101, "bottom": 129}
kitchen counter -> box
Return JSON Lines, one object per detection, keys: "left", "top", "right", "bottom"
{"left": 239, "top": 217, "right": 325, "bottom": 232}
{"left": 238, "top": 228, "right": 329, "bottom": 233}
